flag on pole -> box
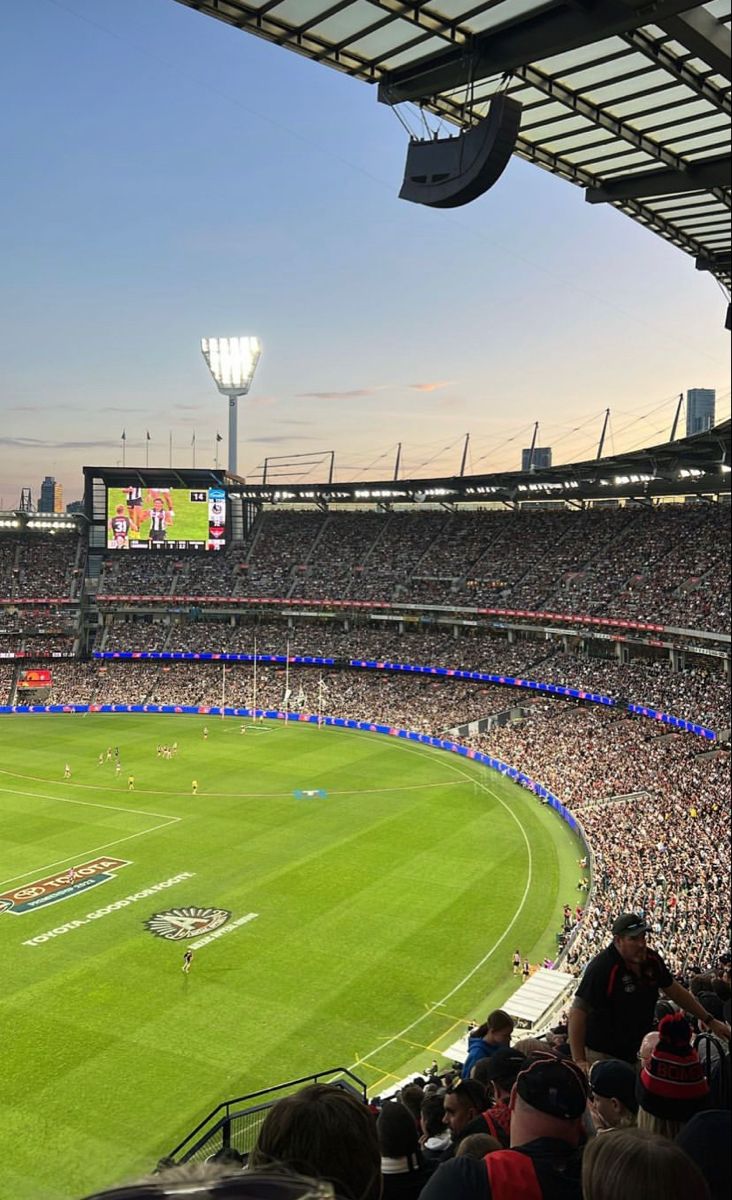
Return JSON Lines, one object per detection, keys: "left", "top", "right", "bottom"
{"left": 146, "top": 430, "right": 151, "bottom": 441}
{"left": 216, "top": 432, "right": 223, "bottom": 443}
{"left": 192, "top": 432, "right": 196, "bottom": 446}
{"left": 121, "top": 430, "right": 126, "bottom": 441}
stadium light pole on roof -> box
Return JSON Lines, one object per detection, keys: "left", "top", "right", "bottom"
{"left": 201, "top": 336, "right": 262, "bottom": 477}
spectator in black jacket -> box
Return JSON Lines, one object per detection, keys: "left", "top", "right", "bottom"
{"left": 420, "top": 1054, "right": 588, "bottom": 1200}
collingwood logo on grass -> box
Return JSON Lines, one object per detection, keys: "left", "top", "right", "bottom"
{"left": 144, "top": 906, "right": 231, "bottom": 941}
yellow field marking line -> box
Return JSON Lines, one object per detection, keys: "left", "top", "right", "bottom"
{"left": 357, "top": 1062, "right": 403, "bottom": 1083}
{"left": 393, "top": 1037, "right": 435, "bottom": 1053}
{"left": 428, "top": 1018, "right": 467, "bottom": 1051}
{"left": 0, "top": 785, "right": 181, "bottom": 889}
{"left": 426, "top": 1004, "right": 470, "bottom": 1024}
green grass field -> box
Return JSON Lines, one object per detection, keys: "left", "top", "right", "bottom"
{"left": 0, "top": 714, "right": 583, "bottom": 1200}
{"left": 107, "top": 487, "right": 209, "bottom": 545}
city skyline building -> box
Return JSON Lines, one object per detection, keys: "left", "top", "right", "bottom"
{"left": 686, "top": 389, "right": 716, "bottom": 436}
{"left": 38, "top": 476, "right": 64, "bottom": 514}
{"left": 522, "top": 446, "right": 553, "bottom": 471}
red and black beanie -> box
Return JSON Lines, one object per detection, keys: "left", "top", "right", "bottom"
{"left": 637, "top": 1013, "right": 710, "bottom": 1121}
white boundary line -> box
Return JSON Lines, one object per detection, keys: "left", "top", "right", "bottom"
{"left": 3, "top": 716, "right": 555, "bottom": 1076}
{"left": 326, "top": 730, "right": 535, "bottom": 1075}
{"left": 0, "top": 780, "right": 180, "bottom": 821}
{"left": 0, "top": 785, "right": 181, "bottom": 889}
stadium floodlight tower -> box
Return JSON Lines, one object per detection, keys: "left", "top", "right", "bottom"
{"left": 201, "top": 335, "right": 262, "bottom": 476}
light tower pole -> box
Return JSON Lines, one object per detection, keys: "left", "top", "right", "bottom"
{"left": 201, "top": 336, "right": 262, "bottom": 476}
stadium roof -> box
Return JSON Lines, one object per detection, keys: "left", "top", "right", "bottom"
{"left": 226, "top": 418, "right": 731, "bottom": 502}
{"left": 84, "top": 420, "right": 730, "bottom": 504}
{"left": 173, "top": 0, "right": 731, "bottom": 290}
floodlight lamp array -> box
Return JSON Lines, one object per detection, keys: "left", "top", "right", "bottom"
{"left": 27, "top": 519, "right": 77, "bottom": 530}
{"left": 201, "top": 335, "right": 262, "bottom": 395}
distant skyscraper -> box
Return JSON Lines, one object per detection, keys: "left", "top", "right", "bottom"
{"left": 38, "top": 476, "right": 55, "bottom": 513}
{"left": 686, "top": 389, "right": 715, "bottom": 436}
{"left": 522, "top": 447, "right": 552, "bottom": 471}
{"left": 38, "top": 476, "right": 64, "bottom": 513}
{"left": 66, "top": 499, "right": 84, "bottom": 514}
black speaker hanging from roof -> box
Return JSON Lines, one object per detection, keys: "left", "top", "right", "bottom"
{"left": 399, "top": 93, "right": 522, "bottom": 209}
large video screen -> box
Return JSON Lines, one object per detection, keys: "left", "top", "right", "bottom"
{"left": 106, "top": 485, "right": 227, "bottom": 552}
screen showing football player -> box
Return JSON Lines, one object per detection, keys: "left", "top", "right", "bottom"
{"left": 108, "top": 505, "right": 132, "bottom": 549}
{"left": 145, "top": 496, "right": 172, "bottom": 545}
{"left": 147, "top": 487, "right": 174, "bottom": 514}
{"left": 122, "top": 486, "right": 144, "bottom": 531}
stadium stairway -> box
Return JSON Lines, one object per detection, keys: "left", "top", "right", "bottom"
{"left": 286, "top": 512, "right": 331, "bottom": 599}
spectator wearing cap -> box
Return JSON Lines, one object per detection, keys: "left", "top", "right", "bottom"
{"left": 461, "top": 1010, "right": 514, "bottom": 1079}
{"left": 581, "top": 1127, "right": 711, "bottom": 1200}
{"left": 637, "top": 1013, "right": 711, "bottom": 1140}
{"left": 588, "top": 1060, "right": 638, "bottom": 1130}
{"left": 420, "top": 1054, "right": 588, "bottom": 1200}
{"left": 471, "top": 1047, "right": 528, "bottom": 1147}
{"left": 568, "top": 913, "right": 731, "bottom": 1071}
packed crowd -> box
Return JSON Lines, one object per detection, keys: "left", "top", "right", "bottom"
{"left": 86, "top": 991, "right": 731, "bottom": 1199}
{"left": 0, "top": 532, "right": 83, "bottom": 599}
{"left": 0, "top": 662, "right": 15, "bottom": 700}
{"left": 99, "top": 554, "right": 183, "bottom": 595}
{"left": 91, "top": 502, "right": 731, "bottom": 632}
{"left": 537, "top": 651, "right": 729, "bottom": 731}
{"left": 470, "top": 704, "right": 730, "bottom": 975}
{"left": 44, "top": 660, "right": 523, "bottom": 730}
{"left": 96, "top": 617, "right": 730, "bottom": 730}
{"left": 0, "top": 604, "right": 78, "bottom": 657}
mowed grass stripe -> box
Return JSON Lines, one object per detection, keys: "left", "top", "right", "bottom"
{"left": 0, "top": 715, "right": 582, "bottom": 1200}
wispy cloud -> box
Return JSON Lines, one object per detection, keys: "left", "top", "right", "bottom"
{"left": 247, "top": 435, "right": 322, "bottom": 444}
{"left": 408, "top": 381, "right": 454, "bottom": 393}
{"left": 100, "top": 405, "right": 147, "bottom": 413}
{"left": 297, "top": 388, "right": 383, "bottom": 401}
{"left": 0, "top": 436, "right": 128, "bottom": 450}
